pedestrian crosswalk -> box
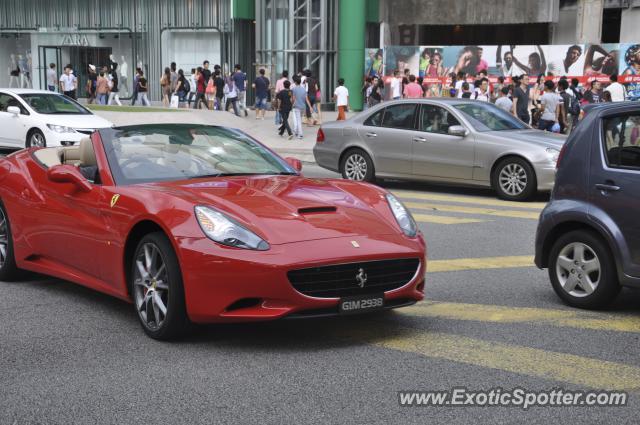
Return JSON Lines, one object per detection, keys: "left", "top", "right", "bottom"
{"left": 393, "top": 190, "right": 544, "bottom": 223}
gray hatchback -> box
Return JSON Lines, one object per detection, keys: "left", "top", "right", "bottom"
{"left": 535, "top": 102, "right": 640, "bottom": 308}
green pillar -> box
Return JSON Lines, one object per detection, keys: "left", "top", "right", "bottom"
{"left": 338, "top": 0, "right": 366, "bottom": 111}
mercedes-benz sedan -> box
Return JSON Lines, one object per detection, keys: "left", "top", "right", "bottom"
{"left": 314, "top": 99, "right": 566, "bottom": 201}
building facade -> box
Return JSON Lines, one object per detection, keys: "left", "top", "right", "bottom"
{"left": 0, "top": 0, "right": 255, "bottom": 99}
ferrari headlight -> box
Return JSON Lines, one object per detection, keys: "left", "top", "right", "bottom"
{"left": 195, "top": 206, "right": 269, "bottom": 250}
{"left": 386, "top": 194, "right": 417, "bottom": 238}
{"left": 546, "top": 147, "right": 560, "bottom": 163}
{"left": 47, "top": 124, "right": 76, "bottom": 133}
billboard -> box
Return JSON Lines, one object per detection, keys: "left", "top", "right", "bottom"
{"left": 365, "top": 43, "right": 640, "bottom": 100}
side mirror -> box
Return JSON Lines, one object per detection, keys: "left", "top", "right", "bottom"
{"left": 46, "top": 164, "right": 93, "bottom": 193}
{"left": 448, "top": 125, "right": 468, "bottom": 137}
{"left": 284, "top": 157, "right": 303, "bottom": 172}
{"left": 7, "top": 106, "right": 20, "bottom": 116}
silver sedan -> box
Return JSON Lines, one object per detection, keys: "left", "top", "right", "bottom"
{"left": 313, "top": 99, "right": 567, "bottom": 201}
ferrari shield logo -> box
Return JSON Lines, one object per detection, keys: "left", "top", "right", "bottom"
{"left": 351, "top": 240, "right": 360, "bottom": 248}
{"left": 110, "top": 194, "right": 120, "bottom": 208}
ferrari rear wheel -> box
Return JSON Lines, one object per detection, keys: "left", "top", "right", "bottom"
{"left": 132, "top": 232, "right": 188, "bottom": 340}
{"left": 0, "top": 202, "right": 22, "bottom": 281}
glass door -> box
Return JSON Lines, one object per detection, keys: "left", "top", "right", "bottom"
{"left": 39, "top": 46, "right": 62, "bottom": 91}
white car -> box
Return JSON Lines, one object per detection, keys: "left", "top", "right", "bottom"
{"left": 0, "top": 89, "right": 113, "bottom": 148}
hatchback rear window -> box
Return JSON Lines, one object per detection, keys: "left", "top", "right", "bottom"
{"left": 602, "top": 114, "right": 640, "bottom": 170}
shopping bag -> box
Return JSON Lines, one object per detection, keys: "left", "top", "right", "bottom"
{"left": 170, "top": 94, "right": 179, "bottom": 108}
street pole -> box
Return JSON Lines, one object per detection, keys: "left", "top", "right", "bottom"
{"left": 338, "top": 0, "right": 366, "bottom": 112}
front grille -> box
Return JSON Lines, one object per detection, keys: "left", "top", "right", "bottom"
{"left": 287, "top": 258, "right": 420, "bottom": 298}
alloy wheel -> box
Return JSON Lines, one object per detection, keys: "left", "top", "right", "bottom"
{"left": 498, "top": 163, "right": 527, "bottom": 196}
{"left": 0, "top": 208, "right": 7, "bottom": 268}
{"left": 30, "top": 132, "right": 46, "bottom": 148}
{"left": 345, "top": 154, "right": 368, "bottom": 181}
{"left": 133, "top": 242, "right": 170, "bottom": 331}
{"left": 555, "top": 242, "right": 601, "bottom": 298}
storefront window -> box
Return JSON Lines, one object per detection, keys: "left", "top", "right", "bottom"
{"left": 0, "top": 33, "right": 33, "bottom": 89}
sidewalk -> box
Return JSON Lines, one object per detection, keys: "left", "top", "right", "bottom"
{"left": 91, "top": 106, "right": 356, "bottom": 163}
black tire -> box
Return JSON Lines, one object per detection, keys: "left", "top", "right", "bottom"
{"left": 492, "top": 156, "right": 537, "bottom": 201}
{"left": 26, "top": 129, "right": 46, "bottom": 148}
{"left": 548, "top": 230, "right": 620, "bottom": 309}
{"left": 340, "top": 148, "right": 375, "bottom": 182}
{"left": 0, "top": 201, "right": 23, "bottom": 281}
{"left": 131, "top": 232, "right": 189, "bottom": 340}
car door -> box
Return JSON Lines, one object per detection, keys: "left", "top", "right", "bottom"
{"left": 590, "top": 112, "right": 640, "bottom": 277}
{"left": 25, "top": 155, "right": 114, "bottom": 281}
{"left": 357, "top": 103, "right": 417, "bottom": 176}
{"left": 0, "top": 93, "right": 30, "bottom": 148}
{"left": 411, "top": 104, "right": 475, "bottom": 179}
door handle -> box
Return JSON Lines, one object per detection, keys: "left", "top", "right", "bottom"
{"left": 365, "top": 132, "right": 377, "bottom": 138}
{"left": 595, "top": 183, "right": 621, "bottom": 192}
{"left": 412, "top": 137, "right": 427, "bottom": 143}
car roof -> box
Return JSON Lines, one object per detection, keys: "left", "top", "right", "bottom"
{"left": 0, "top": 89, "right": 60, "bottom": 95}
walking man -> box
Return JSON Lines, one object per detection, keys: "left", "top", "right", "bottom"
{"left": 277, "top": 80, "right": 294, "bottom": 139}
{"left": 334, "top": 78, "right": 349, "bottom": 121}
{"left": 232, "top": 64, "right": 248, "bottom": 117}
{"left": 47, "top": 63, "right": 57, "bottom": 92}
{"left": 59, "top": 65, "right": 77, "bottom": 99}
{"left": 252, "top": 68, "right": 270, "bottom": 120}
{"left": 291, "top": 75, "right": 311, "bottom": 139}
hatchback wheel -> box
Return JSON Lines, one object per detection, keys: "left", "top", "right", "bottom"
{"left": 548, "top": 230, "right": 620, "bottom": 309}
{"left": 132, "top": 232, "right": 188, "bottom": 340}
{"left": 26, "top": 129, "right": 46, "bottom": 148}
{"left": 492, "top": 157, "right": 536, "bottom": 201}
{"left": 340, "top": 149, "right": 375, "bottom": 182}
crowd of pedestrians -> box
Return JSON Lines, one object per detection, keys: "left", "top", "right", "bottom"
{"left": 361, "top": 67, "right": 632, "bottom": 134}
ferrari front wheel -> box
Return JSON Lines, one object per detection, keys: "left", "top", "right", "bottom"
{"left": 0, "top": 202, "right": 22, "bottom": 281}
{"left": 131, "top": 232, "right": 188, "bottom": 340}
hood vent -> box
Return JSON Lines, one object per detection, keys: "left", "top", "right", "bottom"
{"left": 298, "top": 206, "right": 337, "bottom": 215}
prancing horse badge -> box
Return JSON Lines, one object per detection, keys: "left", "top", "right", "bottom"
{"left": 110, "top": 194, "right": 120, "bottom": 208}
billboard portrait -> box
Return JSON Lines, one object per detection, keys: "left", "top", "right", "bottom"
{"left": 384, "top": 46, "right": 419, "bottom": 76}
{"left": 364, "top": 48, "right": 384, "bottom": 78}
{"left": 545, "top": 44, "right": 586, "bottom": 77}
{"left": 620, "top": 43, "right": 640, "bottom": 100}
{"left": 418, "top": 46, "right": 447, "bottom": 77}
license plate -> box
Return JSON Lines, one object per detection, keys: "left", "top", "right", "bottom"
{"left": 339, "top": 293, "right": 384, "bottom": 315}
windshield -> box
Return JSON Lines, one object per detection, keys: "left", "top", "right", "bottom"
{"left": 453, "top": 102, "right": 529, "bottom": 132}
{"left": 19, "top": 93, "right": 90, "bottom": 115}
{"left": 102, "top": 125, "right": 296, "bottom": 185}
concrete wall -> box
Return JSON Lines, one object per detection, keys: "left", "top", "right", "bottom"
{"left": 620, "top": 7, "right": 640, "bottom": 43}
{"left": 553, "top": 9, "right": 578, "bottom": 44}
{"left": 381, "top": 0, "right": 558, "bottom": 26}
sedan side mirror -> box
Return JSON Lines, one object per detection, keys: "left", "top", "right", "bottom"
{"left": 47, "top": 164, "right": 93, "bottom": 193}
{"left": 448, "top": 125, "right": 468, "bottom": 137}
{"left": 284, "top": 157, "right": 303, "bottom": 172}
{"left": 7, "top": 106, "right": 20, "bottom": 116}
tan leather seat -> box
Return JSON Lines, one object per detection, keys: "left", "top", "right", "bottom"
{"left": 60, "top": 146, "right": 81, "bottom": 165}
{"left": 78, "top": 138, "right": 97, "bottom": 167}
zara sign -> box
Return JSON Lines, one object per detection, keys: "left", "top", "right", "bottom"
{"left": 60, "top": 34, "right": 90, "bottom": 47}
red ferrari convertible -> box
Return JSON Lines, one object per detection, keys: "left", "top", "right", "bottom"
{"left": 0, "top": 124, "right": 426, "bottom": 339}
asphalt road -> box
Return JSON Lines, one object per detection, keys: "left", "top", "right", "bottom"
{"left": 2, "top": 164, "right": 640, "bottom": 424}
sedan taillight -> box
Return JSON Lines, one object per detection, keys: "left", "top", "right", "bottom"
{"left": 316, "top": 128, "right": 325, "bottom": 143}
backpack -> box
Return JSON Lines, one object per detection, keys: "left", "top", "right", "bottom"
{"left": 567, "top": 93, "right": 580, "bottom": 115}
{"left": 182, "top": 78, "right": 191, "bottom": 93}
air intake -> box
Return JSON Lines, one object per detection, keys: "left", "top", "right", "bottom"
{"left": 297, "top": 206, "right": 337, "bottom": 214}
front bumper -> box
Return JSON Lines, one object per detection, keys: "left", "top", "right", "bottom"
{"left": 178, "top": 233, "right": 426, "bottom": 323}
{"left": 534, "top": 162, "right": 557, "bottom": 191}
{"left": 43, "top": 128, "right": 98, "bottom": 147}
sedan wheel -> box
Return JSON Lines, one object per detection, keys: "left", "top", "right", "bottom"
{"left": 548, "top": 230, "right": 620, "bottom": 309}
{"left": 27, "top": 130, "right": 46, "bottom": 148}
{"left": 492, "top": 157, "right": 536, "bottom": 201}
{"left": 340, "top": 149, "right": 375, "bottom": 182}
{"left": 132, "top": 232, "right": 188, "bottom": 339}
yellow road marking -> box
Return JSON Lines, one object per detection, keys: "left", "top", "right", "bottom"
{"left": 359, "top": 326, "right": 640, "bottom": 390}
{"left": 401, "top": 301, "right": 640, "bottom": 333}
{"left": 413, "top": 213, "right": 486, "bottom": 225}
{"left": 393, "top": 190, "right": 547, "bottom": 210}
{"left": 428, "top": 255, "right": 534, "bottom": 272}
{"left": 404, "top": 201, "right": 541, "bottom": 220}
